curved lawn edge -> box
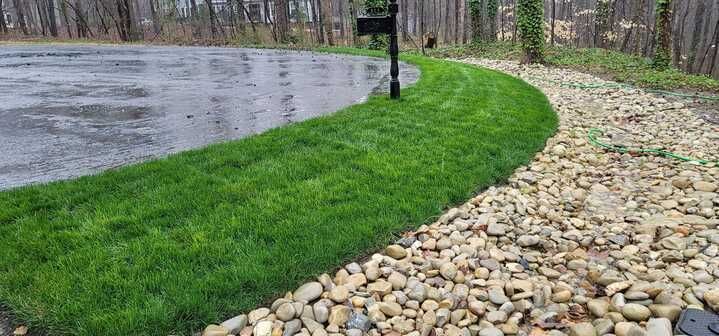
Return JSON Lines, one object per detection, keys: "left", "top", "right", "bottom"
{"left": 0, "top": 49, "right": 557, "bottom": 336}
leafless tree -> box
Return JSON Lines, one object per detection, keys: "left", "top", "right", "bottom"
{"left": 274, "top": 0, "right": 288, "bottom": 41}
{"left": 148, "top": 0, "right": 160, "bottom": 34}
{"left": 2, "top": 0, "right": 717, "bottom": 78}
{"left": 47, "top": 0, "right": 58, "bottom": 36}
{"left": 0, "top": 0, "right": 7, "bottom": 33}
{"left": 320, "top": 0, "right": 332, "bottom": 45}
{"left": 13, "top": 0, "right": 30, "bottom": 34}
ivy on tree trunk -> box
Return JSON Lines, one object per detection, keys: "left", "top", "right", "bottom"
{"left": 468, "top": 0, "right": 481, "bottom": 43}
{"left": 516, "top": 0, "right": 544, "bottom": 63}
{"left": 653, "top": 0, "right": 673, "bottom": 69}
{"left": 487, "top": 0, "right": 498, "bottom": 41}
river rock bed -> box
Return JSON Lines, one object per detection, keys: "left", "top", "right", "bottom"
{"left": 201, "top": 59, "right": 719, "bottom": 336}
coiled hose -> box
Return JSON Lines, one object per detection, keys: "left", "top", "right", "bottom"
{"left": 588, "top": 128, "right": 718, "bottom": 165}
{"left": 526, "top": 76, "right": 719, "bottom": 101}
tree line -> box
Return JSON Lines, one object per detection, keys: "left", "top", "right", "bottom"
{"left": 0, "top": 0, "right": 717, "bottom": 78}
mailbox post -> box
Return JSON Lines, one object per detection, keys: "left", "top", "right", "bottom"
{"left": 356, "top": 0, "right": 400, "bottom": 99}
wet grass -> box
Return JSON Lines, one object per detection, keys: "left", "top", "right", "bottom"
{"left": 0, "top": 48, "right": 557, "bottom": 336}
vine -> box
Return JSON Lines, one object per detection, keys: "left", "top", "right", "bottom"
{"left": 365, "top": 0, "right": 389, "bottom": 50}
{"left": 487, "top": 0, "right": 498, "bottom": 19}
{"left": 516, "top": 0, "right": 545, "bottom": 63}
{"left": 469, "top": 0, "right": 481, "bottom": 17}
{"left": 364, "top": 0, "right": 386, "bottom": 15}
{"left": 594, "top": 0, "right": 611, "bottom": 47}
{"left": 653, "top": 0, "right": 672, "bottom": 69}
{"left": 469, "top": 0, "right": 482, "bottom": 43}
{"left": 487, "top": 0, "right": 498, "bottom": 41}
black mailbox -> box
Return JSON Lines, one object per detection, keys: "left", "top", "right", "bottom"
{"left": 355, "top": 0, "right": 400, "bottom": 99}
{"left": 356, "top": 16, "right": 393, "bottom": 36}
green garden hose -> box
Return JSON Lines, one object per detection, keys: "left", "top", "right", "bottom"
{"left": 588, "top": 128, "right": 718, "bottom": 165}
{"left": 522, "top": 75, "right": 718, "bottom": 164}
{"left": 526, "top": 76, "right": 719, "bottom": 101}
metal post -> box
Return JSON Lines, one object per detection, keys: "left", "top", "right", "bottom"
{"left": 388, "top": 0, "right": 400, "bottom": 99}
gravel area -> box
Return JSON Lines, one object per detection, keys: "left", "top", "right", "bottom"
{"left": 200, "top": 59, "right": 719, "bottom": 336}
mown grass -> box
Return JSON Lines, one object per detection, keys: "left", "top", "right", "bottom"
{"left": 0, "top": 48, "right": 556, "bottom": 336}
{"left": 430, "top": 42, "right": 719, "bottom": 93}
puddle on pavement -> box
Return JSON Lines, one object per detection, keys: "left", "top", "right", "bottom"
{"left": 0, "top": 45, "right": 419, "bottom": 189}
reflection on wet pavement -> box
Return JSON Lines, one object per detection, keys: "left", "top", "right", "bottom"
{"left": 0, "top": 45, "right": 419, "bottom": 189}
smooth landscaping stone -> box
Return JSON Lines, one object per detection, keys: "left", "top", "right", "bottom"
{"left": 592, "top": 318, "right": 614, "bottom": 335}
{"left": 478, "top": 327, "right": 504, "bottom": 336}
{"left": 283, "top": 320, "right": 302, "bottom": 336}
{"left": 203, "top": 324, "right": 229, "bottom": 336}
{"left": 249, "top": 308, "right": 270, "bottom": 324}
{"left": 328, "top": 305, "right": 351, "bottom": 326}
{"left": 276, "top": 303, "right": 296, "bottom": 321}
{"left": 294, "top": 282, "right": 323, "bottom": 302}
{"left": 646, "top": 318, "right": 672, "bottom": 336}
{"left": 329, "top": 285, "right": 349, "bottom": 303}
{"left": 648, "top": 304, "right": 681, "bottom": 322}
{"left": 221, "top": 314, "right": 248, "bottom": 334}
{"left": 622, "top": 304, "right": 651, "bottom": 322}
{"left": 201, "top": 58, "right": 719, "bottom": 336}
{"left": 253, "top": 321, "right": 273, "bottom": 336}
{"left": 587, "top": 299, "right": 609, "bottom": 317}
{"left": 569, "top": 322, "right": 597, "bottom": 336}
{"left": 385, "top": 245, "right": 407, "bottom": 259}
{"left": 703, "top": 288, "right": 719, "bottom": 311}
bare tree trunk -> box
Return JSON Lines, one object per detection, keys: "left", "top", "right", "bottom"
{"left": 320, "top": 0, "right": 333, "bottom": 45}
{"left": 59, "top": 0, "right": 72, "bottom": 37}
{"left": 67, "top": 0, "right": 89, "bottom": 37}
{"left": 0, "top": 0, "right": 7, "bottom": 34}
{"left": 419, "top": 0, "right": 424, "bottom": 54}
{"left": 402, "top": 0, "right": 409, "bottom": 41}
{"left": 204, "top": 0, "right": 219, "bottom": 38}
{"left": 131, "top": 0, "right": 143, "bottom": 38}
{"left": 672, "top": 1, "right": 687, "bottom": 66}
{"left": 312, "top": 0, "right": 322, "bottom": 43}
{"left": 263, "top": 0, "right": 276, "bottom": 41}
{"left": 36, "top": 0, "right": 48, "bottom": 35}
{"left": 90, "top": 0, "right": 108, "bottom": 36}
{"left": 337, "top": 0, "right": 345, "bottom": 40}
{"left": 238, "top": 0, "right": 258, "bottom": 33}
{"left": 454, "top": 0, "right": 460, "bottom": 43}
{"left": 620, "top": 0, "right": 639, "bottom": 53}
{"left": 235, "top": 0, "right": 247, "bottom": 32}
{"left": 188, "top": 0, "right": 200, "bottom": 37}
{"left": 488, "top": 0, "right": 496, "bottom": 41}
{"left": 274, "top": 0, "right": 289, "bottom": 42}
{"left": 412, "top": 0, "right": 417, "bottom": 35}
{"left": 511, "top": 0, "right": 517, "bottom": 43}
{"left": 687, "top": 0, "right": 705, "bottom": 73}
{"left": 550, "top": 0, "right": 555, "bottom": 45}
{"left": 149, "top": 0, "right": 161, "bottom": 35}
{"left": 700, "top": 19, "right": 719, "bottom": 75}
{"left": 348, "top": 0, "right": 359, "bottom": 45}
{"left": 47, "top": 0, "right": 58, "bottom": 36}
{"left": 16, "top": 0, "right": 35, "bottom": 35}
{"left": 116, "top": 0, "right": 136, "bottom": 40}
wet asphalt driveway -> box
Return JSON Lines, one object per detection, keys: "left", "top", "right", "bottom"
{"left": 0, "top": 44, "right": 419, "bottom": 190}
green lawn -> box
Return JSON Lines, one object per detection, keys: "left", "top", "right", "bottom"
{"left": 0, "top": 48, "right": 557, "bottom": 336}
